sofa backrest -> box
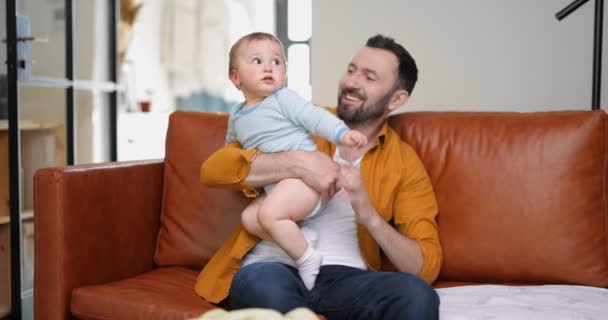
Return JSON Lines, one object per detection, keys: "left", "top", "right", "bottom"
{"left": 156, "top": 110, "right": 608, "bottom": 287}
{"left": 155, "top": 111, "right": 250, "bottom": 267}
{"left": 389, "top": 110, "right": 608, "bottom": 287}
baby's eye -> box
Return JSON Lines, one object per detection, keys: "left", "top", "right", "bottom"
{"left": 272, "top": 58, "right": 281, "bottom": 65}
{"left": 253, "top": 58, "right": 262, "bottom": 64}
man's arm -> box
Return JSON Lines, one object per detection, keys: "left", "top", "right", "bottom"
{"left": 390, "top": 155, "right": 442, "bottom": 283}
{"left": 201, "top": 142, "right": 341, "bottom": 201}
{"left": 200, "top": 141, "right": 259, "bottom": 196}
{"left": 338, "top": 165, "right": 424, "bottom": 275}
{"left": 357, "top": 203, "right": 425, "bottom": 275}
{"left": 337, "top": 153, "right": 441, "bottom": 283}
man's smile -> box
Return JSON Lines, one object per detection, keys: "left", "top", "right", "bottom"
{"left": 340, "top": 89, "right": 367, "bottom": 106}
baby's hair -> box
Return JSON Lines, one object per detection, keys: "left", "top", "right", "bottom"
{"left": 228, "top": 32, "right": 286, "bottom": 73}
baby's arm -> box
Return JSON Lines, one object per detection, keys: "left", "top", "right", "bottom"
{"left": 275, "top": 88, "right": 357, "bottom": 144}
{"left": 225, "top": 109, "right": 238, "bottom": 145}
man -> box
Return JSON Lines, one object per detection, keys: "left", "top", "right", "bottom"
{"left": 196, "top": 34, "right": 442, "bottom": 320}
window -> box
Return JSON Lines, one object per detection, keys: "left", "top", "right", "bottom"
{"left": 277, "top": 0, "right": 312, "bottom": 100}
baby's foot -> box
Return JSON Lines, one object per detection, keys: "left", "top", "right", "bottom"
{"left": 296, "top": 246, "right": 322, "bottom": 290}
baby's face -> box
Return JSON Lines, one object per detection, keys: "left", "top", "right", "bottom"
{"left": 232, "top": 38, "right": 286, "bottom": 101}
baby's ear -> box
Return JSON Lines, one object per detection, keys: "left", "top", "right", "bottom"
{"left": 229, "top": 69, "right": 240, "bottom": 90}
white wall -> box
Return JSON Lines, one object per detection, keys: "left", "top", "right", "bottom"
{"left": 312, "top": 0, "right": 608, "bottom": 112}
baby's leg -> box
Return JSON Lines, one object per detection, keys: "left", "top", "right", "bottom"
{"left": 241, "top": 195, "right": 273, "bottom": 241}
{"left": 258, "top": 178, "right": 319, "bottom": 258}
{"left": 258, "top": 178, "right": 322, "bottom": 289}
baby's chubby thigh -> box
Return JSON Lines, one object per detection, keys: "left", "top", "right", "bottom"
{"left": 260, "top": 178, "right": 321, "bottom": 222}
{"left": 240, "top": 196, "right": 266, "bottom": 236}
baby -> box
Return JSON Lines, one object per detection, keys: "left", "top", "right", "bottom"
{"left": 226, "top": 32, "right": 367, "bottom": 290}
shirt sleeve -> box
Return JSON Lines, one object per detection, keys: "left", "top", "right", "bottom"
{"left": 225, "top": 116, "right": 237, "bottom": 145}
{"left": 200, "top": 141, "right": 259, "bottom": 198}
{"left": 393, "top": 145, "right": 442, "bottom": 284}
{"left": 225, "top": 105, "right": 241, "bottom": 145}
{"left": 274, "top": 88, "right": 349, "bottom": 144}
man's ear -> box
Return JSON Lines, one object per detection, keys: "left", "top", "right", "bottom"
{"left": 388, "top": 89, "right": 409, "bottom": 112}
{"left": 229, "top": 69, "right": 240, "bottom": 90}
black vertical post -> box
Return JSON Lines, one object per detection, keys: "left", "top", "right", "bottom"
{"left": 591, "top": 0, "right": 603, "bottom": 109}
{"left": 275, "top": 0, "right": 312, "bottom": 88}
{"left": 5, "top": 0, "right": 22, "bottom": 318}
{"left": 557, "top": 0, "right": 604, "bottom": 110}
{"left": 276, "top": 0, "right": 288, "bottom": 48}
{"left": 66, "top": 0, "right": 76, "bottom": 164}
{"left": 109, "top": 0, "right": 118, "bottom": 161}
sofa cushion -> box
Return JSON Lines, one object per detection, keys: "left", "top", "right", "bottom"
{"left": 71, "top": 267, "right": 213, "bottom": 319}
{"left": 389, "top": 110, "right": 608, "bottom": 287}
{"left": 155, "top": 111, "right": 249, "bottom": 267}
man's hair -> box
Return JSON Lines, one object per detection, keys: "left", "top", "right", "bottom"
{"left": 228, "top": 32, "right": 286, "bottom": 73}
{"left": 365, "top": 34, "right": 418, "bottom": 95}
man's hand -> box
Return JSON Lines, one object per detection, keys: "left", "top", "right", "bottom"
{"left": 248, "top": 150, "right": 341, "bottom": 204}
{"left": 289, "top": 151, "right": 341, "bottom": 204}
{"left": 336, "top": 164, "right": 378, "bottom": 226}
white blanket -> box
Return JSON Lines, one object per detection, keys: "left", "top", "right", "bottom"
{"left": 438, "top": 285, "right": 608, "bottom": 320}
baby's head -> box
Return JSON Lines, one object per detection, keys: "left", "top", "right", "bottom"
{"left": 228, "top": 32, "right": 287, "bottom": 101}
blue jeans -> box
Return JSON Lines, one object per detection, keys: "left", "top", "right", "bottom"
{"left": 228, "top": 263, "right": 439, "bottom": 320}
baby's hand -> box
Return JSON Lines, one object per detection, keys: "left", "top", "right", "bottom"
{"left": 340, "top": 130, "right": 367, "bottom": 147}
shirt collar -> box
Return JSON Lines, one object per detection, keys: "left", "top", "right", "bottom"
{"left": 375, "top": 121, "right": 388, "bottom": 148}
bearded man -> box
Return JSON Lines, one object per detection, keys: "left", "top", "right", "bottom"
{"left": 196, "top": 34, "right": 442, "bottom": 320}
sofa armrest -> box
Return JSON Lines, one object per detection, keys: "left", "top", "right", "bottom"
{"left": 34, "top": 160, "right": 164, "bottom": 320}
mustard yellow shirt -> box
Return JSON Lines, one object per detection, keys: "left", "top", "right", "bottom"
{"left": 195, "top": 117, "right": 442, "bottom": 303}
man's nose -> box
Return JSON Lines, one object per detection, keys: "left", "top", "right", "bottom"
{"left": 344, "top": 74, "right": 361, "bottom": 88}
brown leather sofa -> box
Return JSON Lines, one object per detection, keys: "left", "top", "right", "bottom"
{"left": 34, "top": 110, "right": 608, "bottom": 319}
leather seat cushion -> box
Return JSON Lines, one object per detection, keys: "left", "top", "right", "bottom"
{"left": 71, "top": 267, "right": 215, "bottom": 320}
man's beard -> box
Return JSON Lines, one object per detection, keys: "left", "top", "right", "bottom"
{"left": 337, "top": 87, "right": 394, "bottom": 125}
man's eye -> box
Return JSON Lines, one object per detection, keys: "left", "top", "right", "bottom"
{"left": 367, "top": 76, "right": 376, "bottom": 81}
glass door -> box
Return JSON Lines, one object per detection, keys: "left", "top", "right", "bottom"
{"left": 2, "top": 1, "right": 118, "bottom": 319}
